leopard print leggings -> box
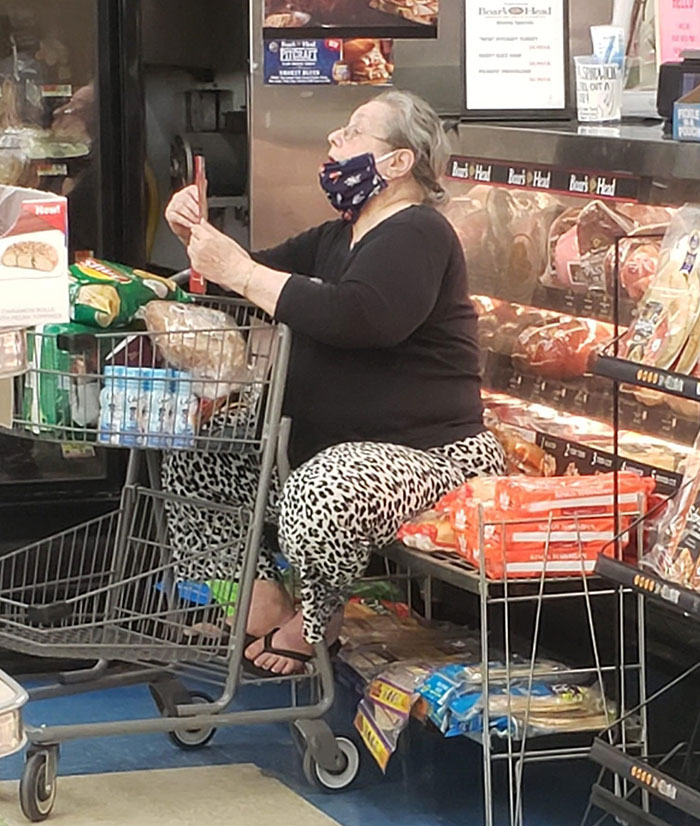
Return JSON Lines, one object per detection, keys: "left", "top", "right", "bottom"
{"left": 162, "top": 431, "right": 506, "bottom": 643}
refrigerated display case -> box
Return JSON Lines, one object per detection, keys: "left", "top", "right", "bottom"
{"left": 0, "top": 0, "right": 144, "bottom": 510}
{"left": 440, "top": 121, "right": 700, "bottom": 499}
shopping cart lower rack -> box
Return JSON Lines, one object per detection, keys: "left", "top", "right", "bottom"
{"left": 0, "top": 483, "right": 360, "bottom": 821}
{"left": 0, "top": 294, "right": 360, "bottom": 822}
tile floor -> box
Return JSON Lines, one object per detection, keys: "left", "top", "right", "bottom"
{"left": 0, "top": 671, "right": 599, "bottom": 826}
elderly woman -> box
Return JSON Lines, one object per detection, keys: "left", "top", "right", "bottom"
{"left": 163, "top": 90, "right": 505, "bottom": 676}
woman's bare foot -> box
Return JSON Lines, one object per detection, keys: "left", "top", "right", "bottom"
{"left": 229, "top": 579, "right": 296, "bottom": 638}
{"left": 245, "top": 609, "right": 344, "bottom": 676}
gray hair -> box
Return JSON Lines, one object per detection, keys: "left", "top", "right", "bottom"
{"left": 375, "top": 89, "right": 450, "bottom": 207}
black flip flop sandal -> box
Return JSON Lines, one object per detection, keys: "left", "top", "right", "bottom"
{"left": 242, "top": 630, "right": 342, "bottom": 680}
{"left": 243, "top": 628, "right": 311, "bottom": 679}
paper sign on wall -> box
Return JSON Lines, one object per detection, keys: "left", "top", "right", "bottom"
{"left": 465, "top": 0, "right": 567, "bottom": 112}
{"left": 657, "top": 0, "right": 700, "bottom": 65}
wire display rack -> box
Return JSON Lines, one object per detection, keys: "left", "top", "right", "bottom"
{"left": 376, "top": 500, "right": 648, "bottom": 826}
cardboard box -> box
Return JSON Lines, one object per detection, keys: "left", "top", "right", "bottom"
{"left": 674, "top": 84, "right": 700, "bottom": 142}
{"left": 0, "top": 186, "right": 69, "bottom": 327}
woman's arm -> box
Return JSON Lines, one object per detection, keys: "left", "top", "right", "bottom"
{"left": 188, "top": 220, "right": 291, "bottom": 315}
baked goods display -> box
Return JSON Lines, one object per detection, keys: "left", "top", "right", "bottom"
{"left": 620, "top": 207, "right": 700, "bottom": 368}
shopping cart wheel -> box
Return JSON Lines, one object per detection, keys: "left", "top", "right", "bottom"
{"left": 302, "top": 736, "right": 360, "bottom": 793}
{"left": 168, "top": 691, "right": 217, "bottom": 750}
{"left": 20, "top": 750, "right": 58, "bottom": 822}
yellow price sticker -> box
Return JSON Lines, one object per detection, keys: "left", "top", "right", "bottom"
{"left": 369, "top": 680, "right": 413, "bottom": 717}
{"left": 354, "top": 709, "right": 390, "bottom": 772}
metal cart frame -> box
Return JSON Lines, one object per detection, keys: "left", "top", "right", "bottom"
{"left": 1, "top": 293, "right": 360, "bottom": 822}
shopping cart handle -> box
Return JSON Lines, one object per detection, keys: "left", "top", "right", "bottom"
{"left": 172, "top": 269, "right": 191, "bottom": 287}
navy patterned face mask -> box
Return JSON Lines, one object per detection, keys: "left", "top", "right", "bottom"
{"left": 319, "top": 151, "right": 395, "bottom": 223}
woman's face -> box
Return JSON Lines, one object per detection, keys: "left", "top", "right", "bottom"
{"left": 327, "top": 100, "right": 394, "bottom": 162}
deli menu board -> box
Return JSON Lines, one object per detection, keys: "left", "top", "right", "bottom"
{"left": 263, "top": 0, "right": 438, "bottom": 39}
{"left": 465, "top": 0, "right": 568, "bottom": 116}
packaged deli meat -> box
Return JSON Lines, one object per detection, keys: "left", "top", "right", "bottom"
{"left": 576, "top": 201, "right": 634, "bottom": 292}
{"left": 620, "top": 207, "right": 700, "bottom": 368}
{"left": 475, "top": 297, "right": 552, "bottom": 357}
{"left": 603, "top": 227, "right": 666, "bottom": 302}
{"left": 512, "top": 317, "right": 611, "bottom": 380}
{"left": 485, "top": 188, "right": 561, "bottom": 304}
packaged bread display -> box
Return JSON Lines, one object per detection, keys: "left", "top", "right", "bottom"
{"left": 643, "top": 429, "right": 700, "bottom": 590}
{"left": 144, "top": 301, "right": 251, "bottom": 400}
{"left": 620, "top": 207, "right": 700, "bottom": 368}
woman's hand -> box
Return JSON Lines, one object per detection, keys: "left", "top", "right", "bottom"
{"left": 165, "top": 185, "right": 200, "bottom": 245}
{"left": 187, "top": 219, "right": 252, "bottom": 291}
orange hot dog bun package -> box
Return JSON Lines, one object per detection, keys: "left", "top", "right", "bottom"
{"left": 443, "top": 473, "right": 653, "bottom": 580}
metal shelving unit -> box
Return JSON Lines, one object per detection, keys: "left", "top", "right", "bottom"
{"left": 376, "top": 520, "right": 647, "bottom": 826}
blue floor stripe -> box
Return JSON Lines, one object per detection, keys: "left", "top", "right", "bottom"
{"left": 0, "top": 675, "right": 596, "bottom": 826}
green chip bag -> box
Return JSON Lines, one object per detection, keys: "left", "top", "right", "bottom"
{"left": 69, "top": 258, "right": 191, "bottom": 329}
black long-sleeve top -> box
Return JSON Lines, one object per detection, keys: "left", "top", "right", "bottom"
{"left": 255, "top": 204, "right": 484, "bottom": 468}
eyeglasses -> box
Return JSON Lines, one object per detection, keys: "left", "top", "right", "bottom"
{"left": 336, "top": 122, "right": 392, "bottom": 144}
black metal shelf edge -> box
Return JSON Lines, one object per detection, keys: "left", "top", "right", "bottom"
{"left": 375, "top": 543, "right": 483, "bottom": 596}
{"left": 595, "top": 557, "right": 700, "bottom": 619}
{"left": 590, "top": 785, "right": 673, "bottom": 826}
{"left": 590, "top": 739, "right": 700, "bottom": 819}
{"left": 595, "top": 355, "right": 700, "bottom": 404}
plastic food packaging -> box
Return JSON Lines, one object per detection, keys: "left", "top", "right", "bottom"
{"left": 620, "top": 207, "right": 700, "bottom": 368}
{"left": 603, "top": 227, "right": 666, "bottom": 302}
{"left": 441, "top": 473, "right": 653, "bottom": 579}
{"left": 397, "top": 509, "right": 456, "bottom": 553}
{"left": 144, "top": 301, "right": 251, "bottom": 400}
{"left": 22, "top": 323, "right": 101, "bottom": 432}
{"left": 98, "top": 366, "right": 197, "bottom": 448}
{"left": 70, "top": 259, "right": 190, "bottom": 329}
{"left": 512, "top": 317, "right": 611, "bottom": 380}
{"left": 489, "top": 424, "right": 557, "bottom": 477}
{"left": 485, "top": 188, "right": 561, "bottom": 304}
{"left": 576, "top": 201, "right": 633, "bottom": 291}
{"left": 643, "top": 429, "right": 700, "bottom": 590}
{"left": 496, "top": 472, "right": 655, "bottom": 516}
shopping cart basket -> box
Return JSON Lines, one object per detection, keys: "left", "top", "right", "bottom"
{"left": 0, "top": 290, "right": 360, "bottom": 821}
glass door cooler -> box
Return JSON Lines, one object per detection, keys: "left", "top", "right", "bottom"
{"left": 0, "top": 0, "right": 144, "bottom": 512}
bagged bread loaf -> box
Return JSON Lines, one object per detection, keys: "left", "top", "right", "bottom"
{"left": 144, "top": 301, "right": 251, "bottom": 400}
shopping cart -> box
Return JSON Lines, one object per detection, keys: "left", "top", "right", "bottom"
{"left": 0, "top": 286, "right": 360, "bottom": 821}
